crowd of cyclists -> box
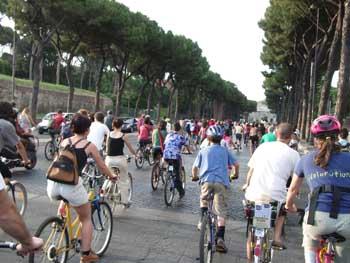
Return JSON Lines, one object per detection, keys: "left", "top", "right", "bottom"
{"left": 1, "top": 100, "right": 350, "bottom": 262}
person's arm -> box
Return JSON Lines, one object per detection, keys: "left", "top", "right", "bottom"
{"left": 285, "top": 175, "right": 304, "bottom": 212}
{"left": 28, "top": 114, "right": 36, "bottom": 126}
{"left": 0, "top": 189, "right": 43, "bottom": 253}
{"left": 242, "top": 167, "right": 253, "bottom": 191}
{"left": 233, "top": 162, "right": 239, "bottom": 178}
{"left": 123, "top": 134, "right": 137, "bottom": 156}
{"left": 88, "top": 144, "right": 116, "bottom": 180}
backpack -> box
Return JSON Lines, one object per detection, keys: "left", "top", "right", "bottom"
{"left": 47, "top": 138, "right": 89, "bottom": 185}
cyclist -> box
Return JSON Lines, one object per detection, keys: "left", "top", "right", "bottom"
{"left": 137, "top": 114, "right": 145, "bottom": 134}
{"left": 260, "top": 126, "right": 277, "bottom": 144}
{"left": 152, "top": 120, "right": 167, "bottom": 162}
{"left": 249, "top": 123, "right": 259, "bottom": 155}
{"left": 138, "top": 116, "right": 153, "bottom": 148}
{"left": 243, "top": 122, "right": 251, "bottom": 146}
{"left": 163, "top": 122, "right": 192, "bottom": 199}
{"left": 48, "top": 109, "right": 65, "bottom": 140}
{"left": 286, "top": 115, "right": 350, "bottom": 263}
{"left": 192, "top": 125, "right": 239, "bottom": 253}
{"left": 0, "top": 102, "right": 31, "bottom": 183}
{"left": 104, "top": 110, "right": 114, "bottom": 131}
{"left": 87, "top": 112, "right": 110, "bottom": 153}
{"left": 242, "top": 123, "right": 300, "bottom": 261}
{"left": 165, "top": 117, "right": 172, "bottom": 133}
{"left": 47, "top": 113, "right": 117, "bottom": 263}
{"left": 199, "top": 120, "right": 208, "bottom": 143}
{"left": 234, "top": 122, "right": 243, "bottom": 149}
{"left": 105, "top": 119, "right": 137, "bottom": 206}
{"left": 338, "top": 127, "right": 350, "bottom": 152}
{"left": 190, "top": 120, "right": 200, "bottom": 146}
{"left": 18, "top": 107, "right": 36, "bottom": 134}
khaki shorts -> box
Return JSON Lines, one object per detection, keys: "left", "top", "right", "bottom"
{"left": 303, "top": 211, "right": 350, "bottom": 262}
{"left": 47, "top": 177, "right": 88, "bottom": 207}
{"left": 200, "top": 182, "right": 228, "bottom": 218}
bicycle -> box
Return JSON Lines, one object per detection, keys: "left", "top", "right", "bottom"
{"left": 164, "top": 160, "right": 186, "bottom": 206}
{"left": 81, "top": 157, "right": 105, "bottom": 192}
{"left": 6, "top": 180, "right": 27, "bottom": 216}
{"left": 135, "top": 143, "right": 154, "bottom": 169}
{"left": 44, "top": 134, "right": 61, "bottom": 161}
{"left": 101, "top": 156, "right": 133, "bottom": 212}
{"left": 199, "top": 191, "right": 216, "bottom": 263}
{"left": 28, "top": 187, "right": 113, "bottom": 262}
{"left": 243, "top": 200, "right": 278, "bottom": 263}
{"left": 317, "top": 232, "right": 345, "bottom": 263}
{"left": 151, "top": 155, "right": 165, "bottom": 191}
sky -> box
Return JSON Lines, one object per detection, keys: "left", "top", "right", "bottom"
{"left": 117, "top": 0, "right": 270, "bottom": 101}
{"left": 1, "top": 1, "right": 271, "bottom": 101}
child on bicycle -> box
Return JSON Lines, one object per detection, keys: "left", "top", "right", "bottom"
{"left": 192, "top": 125, "right": 239, "bottom": 253}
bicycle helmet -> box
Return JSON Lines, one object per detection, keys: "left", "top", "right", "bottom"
{"left": 311, "top": 115, "right": 341, "bottom": 137}
{"left": 206, "top": 125, "right": 223, "bottom": 138}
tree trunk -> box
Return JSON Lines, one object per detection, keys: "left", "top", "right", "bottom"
{"left": 146, "top": 83, "right": 155, "bottom": 115}
{"left": 88, "top": 68, "right": 93, "bottom": 90}
{"left": 39, "top": 56, "right": 43, "bottom": 82}
{"left": 65, "top": 59, "right": 74, "bottom": 112}
{"left": 335, "top": 0, "right": 350, "bottom": 122}
{"left": 80, "top": 62, "right": 86, "bottom": 89}
{"left": 114, "top": 71, "right": 124, "bottom": 117}
{"left": 29, "top": 43, "right": 35, "bottom": 81}
{"left": 174, "top": 89, "right": 179, "bottom": 120}
{"left": 56, "top": 53, "right": 61, "bottom": 85}
{"left": 30, "top": 42, "right": 43, "bottom": 120}
{"left": 94, "top": 57, "right": 105, "bottom": 112}
{"left": 319, "top": 2, "right": 343, "bottom": 115}
{"left": 156, "top": 84, "right": 163, "bottom": 121}
{"left": 167, "top": 88, "right": 176, "bottom": 119}
{"left": 134, "top": 82, "right": 148, "bottom": 117}
{"left": 300, "top": 61, "right": 311, "bottom": 139}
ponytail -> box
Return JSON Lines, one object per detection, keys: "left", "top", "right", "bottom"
{"left": 314, "top": 136, "right": 340, "bottom": 169}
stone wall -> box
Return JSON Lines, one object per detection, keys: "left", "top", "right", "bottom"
{"left": 0, "top": 80, "right": 113, "bottom": 114}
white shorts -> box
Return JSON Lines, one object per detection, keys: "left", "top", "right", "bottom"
{"left": 47, "top": 177, "right": 88, "bottom": 207}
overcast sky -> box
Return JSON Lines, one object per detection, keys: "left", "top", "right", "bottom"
{"left": 117, "top": 0, "right": 270, "bottom": 101}
{"left": 1, "top": 1, "right": 270, "bottom": 101}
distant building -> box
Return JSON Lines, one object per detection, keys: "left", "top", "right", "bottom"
{"left": 248, "top": 101, "right": 276, "bottom": 123}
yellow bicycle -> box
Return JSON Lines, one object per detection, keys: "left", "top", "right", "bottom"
{"left": 29, "top": 189, "right": 113, "bottom": 263}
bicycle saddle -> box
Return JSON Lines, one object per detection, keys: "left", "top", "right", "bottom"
{"left": 321, "top": 232, "right": 346, "bottom": 243}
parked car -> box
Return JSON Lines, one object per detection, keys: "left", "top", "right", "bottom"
{"left": 121, "top": 117, "right": 137, "bottom": 133}
{"left": 37, "top": 112, "right": 74, "bottom": 134}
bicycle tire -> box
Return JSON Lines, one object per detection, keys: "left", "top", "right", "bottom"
{"left": 44, "top": 141, "right": 56, "bottom": 161}
{"left": 135, "top": 149, "right": 144, "bottom": 169}
{"left": 147, "top": 149, "right": 155, "bottom": 166}
{"left": 151, "top": 162, "right": 160, "bottom": 190}
{"left": 164, "top": 174, "right": 175, "bottom": 206}
{"left": 181, "top": 166, "right": 186, "bottom": 190}
{"left": 91, "top": 201, "right": 113, "bottom": 257}
{"left": 7, "top": 181, "right": 27, "bottom": 216}
{"left": 127, "top": 172, "right": 133, "bottom": 204}
{"left": 199, "top": 215, "right": 213, "bottom": 263}
{"left": 29, "top": 216, "right": 69, "bottom": 263}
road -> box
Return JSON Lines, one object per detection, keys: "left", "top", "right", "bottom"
{"left": 0, "top": 133, "right": 308, "bottom": 262}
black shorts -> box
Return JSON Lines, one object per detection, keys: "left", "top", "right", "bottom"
{"left": 250, "top": 135, "right": 258, "bottom": 144}
{"left": 153, "top": 147, "right": 163, "bottom": 159}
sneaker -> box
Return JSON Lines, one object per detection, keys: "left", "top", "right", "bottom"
{"left": 80, "top": 251, "right": 99, "bottom": 263}
{"left": 216, "top": 238, "right": 228, "bottom": 253}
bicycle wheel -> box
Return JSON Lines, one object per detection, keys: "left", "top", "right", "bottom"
{"left": 7, "top": 181, "right": 27, "bottom": 216}
{"left": 135, "top": 149, "right": 144, "bottom": 169}
{"left": 29, "top": 216, "right": 69, "bottom": 263}
{"left": 199, "top": 215, "right": 213, "bottom": 263}
{"left": 181, "top": 166, "right": 186, "bottom": 190}
{"left": 91, "top": 201, "right": 113, "bottom": 257}
{"left": 164, "top": 174, "right": 175, "bottom": 206}
{"left": 147, "top": 149, "right": 155, "bottom": 166}
{"left": 151, "top": 162, "right": 160, "bottom": 190}
{"left": 126, "top": 172, "right": 133, "bottom": 204}
{"left": 44, "top": 141, "right": 56, "bottom": 161}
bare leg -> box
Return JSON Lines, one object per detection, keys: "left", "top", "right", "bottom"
{"left": 246, "top": 231, "right": 253, "bottom": 263}
{"left": 273, "top": 215, "right": 285, "bottom": 244}
{"left": 73, "top": 203, "right": 92, "bottom": 252}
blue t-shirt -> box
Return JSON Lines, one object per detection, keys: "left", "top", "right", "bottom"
{"left": 193, "top": 144, "right": 237, "bottom": 187}
{"left": 163, "top": 132, "right": 188, "bottom": 160}
{"left": 295, "top": 150, "right": 350, "bottom": 213}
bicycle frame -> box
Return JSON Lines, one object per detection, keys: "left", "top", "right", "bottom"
{"left": 317, "top": 239, "right": 335, "bottom": 263}
{"left": 207, "top": 194, "right": 216, "bottom": 252}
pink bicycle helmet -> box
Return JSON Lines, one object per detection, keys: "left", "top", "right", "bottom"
{"left": 311, "top": 115, "right": 341, "bottom": 136}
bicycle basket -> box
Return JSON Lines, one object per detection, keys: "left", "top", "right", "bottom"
{"left": 252, "top": 202, "right": 278, "bottom": 228}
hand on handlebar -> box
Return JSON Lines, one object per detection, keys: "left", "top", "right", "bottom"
{"left": 16, "top": 237, "right": 43, "bottom": 256}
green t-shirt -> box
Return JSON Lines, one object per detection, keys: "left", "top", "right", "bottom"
{"left": 152, "top": 129, "right": 168, "bottom": 147}
{"left": 260, "top": 132, "right": 277, "bottom": 144}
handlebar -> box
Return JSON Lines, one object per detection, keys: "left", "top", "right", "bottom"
{"left": 0, "top": 241, "right": 17, "bottom": 250}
